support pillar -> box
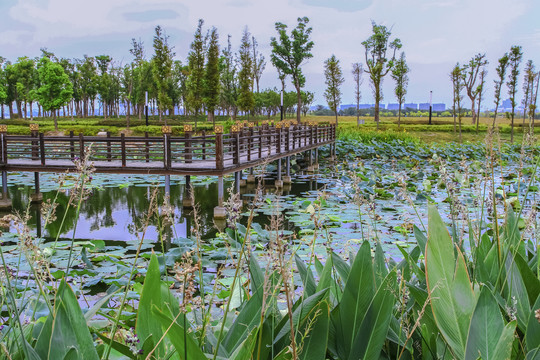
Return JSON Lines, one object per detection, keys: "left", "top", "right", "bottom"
{"left": 239, "top": 170, "right": 247, "bottom": 187}
{"left": 164, "top": 175, "right": 171, "bottom": 198}
{"left": 31, "top": 172, "right": 43, "bottom": 203}
{"left": 183, "top": 175, "right": 194, "bottom": 208}
{"left": 0, "top": 171, "right": 11, "bottom": 210}
{"left": 247, "top": 167, "right": 256, "bottom": 184}
{"left": 307, "top": 150, "right": 316, "bottom": 172}
{"left": 234, "top": 171, "right": 241, "bottom": 192}
{"left": 214, "top": 176, "right": 226, "bottom": 220}
{"left": 275, "top": 159, "right": 283, "bottom": 188}
{"left": 283, "top": 156, "right": 292, "bottom": 185}
{"left": 314, "top": 148, "right": 320, "bottom": 170}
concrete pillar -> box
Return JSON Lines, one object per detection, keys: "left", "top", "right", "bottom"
{"left": 275, "top": 159, "right": 283, "bottom": 188}
{"left": 307, "top": 150, "right": 316, "bottom": 172}
{"left": 214, "top": 176, "right": 226, "bottom": 220}
{"left": 183, "top": 175, "right": 194, "bottom": 208}
{"left": 283, "top": 156, "right": 292, "bottom": 185}
{"left": 164, "top": 175, "right": 171, "bottom": 198}
{"left": 31, "top": 172, "right": 43, "bottom": 203}
{"left": 0, "top": 171, "right": 11, "bottom": 210}
{"left": 235, "top": 171, "right": 241, "bottom": 192}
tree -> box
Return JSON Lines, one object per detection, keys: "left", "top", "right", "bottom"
{"left": 13, "top": 57, "right": 37, "bottom": 120}
{"left": 323, "top": 54, "right": 344, "bottom": 124}
{"left": 204, "top": 27, "right": 220, "bottom": 125}
{"left": 450, "top": 63, "right": 464, "bottom": 142}
{"left": 463, "top": 53, "right": 488, "bottom": 125}
{"left": 475, "top": 68, "right": 487, "bottom": 133}
{"left": 220, "top": 35, "right": 238, "bottom": 119}
{"left": 187, "top": 19, "right": 206, "bottom": 129}
{"left": 390, "top": 52, "right": 409, "bottom": 128}
{"left": 362, "top": 21, "right": 402, "bottom": 129}
{"left": 507, "top": 45, "right": 523, "bottom": 143}
{"left": 301, "top": 91, "right": 314, "bottom": 116}
{"left": 237, "top": 27, "right": 255, "bottom": 118}
{"left": 530, "top": 70, "right": 540, "bottom": 132}
{"left": 270, "top": 17, "right": 314, "bottom": 123}
{"left": 95, "top": 55, "right": 112, "bottom": 119}
{"left": 0, "top": 58, "right": 7, "bottom": 119}
{"left": 492, "top": 53, "right": 509, "bottom": 129}
{"left": 36, "top": 57, "right": 73, "bottom": 131}
{"left": 152, "top": 25, "right": 175, "bottom": 123}
{"left": 251, "top": 35, "right": 266, "bottom": 94}
{"left": 351, "top": 62, "right": 363, "bottom": 126}
{"left": 522, "top": 60, "right": 535, "bottom": 129}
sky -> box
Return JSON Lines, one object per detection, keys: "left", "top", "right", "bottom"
{"left": 1, "top": 0, "right": 540, "bottom": 109}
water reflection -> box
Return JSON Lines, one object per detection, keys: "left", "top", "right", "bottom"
{"left": 2, "top": 173, "right": 322, "bottom": 242}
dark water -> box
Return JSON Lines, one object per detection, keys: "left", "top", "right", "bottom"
{"left": 1, "top": 172, "right": 323, "bottom": 243}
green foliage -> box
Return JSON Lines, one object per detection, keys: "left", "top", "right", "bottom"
{"left": 270, "top": 16, "right": 314, "bottom": 122}
{"left": 323, "top": 54, "right": 344, "bottom": 122}
{"left": 152, "top": 25, "right": 175, "bottom": 120}
{"left": 362, "top": 21, "right": 402, "bottom": 124}
{"left": 237, "top": 27, "right": 255, "bottom": 115}
{"left": 187, "top": 19, "right": 206, "bottom": 121}
{"left": 204, "top": 27, "right": 221, "bottom": 121}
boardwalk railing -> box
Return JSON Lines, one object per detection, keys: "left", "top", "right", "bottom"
{"left": 0, "top": 123, "right": 336, "bottom": 175}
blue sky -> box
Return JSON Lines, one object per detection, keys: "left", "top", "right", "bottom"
{"left": 1, "top": 0, "right": 539, "bottom": 108}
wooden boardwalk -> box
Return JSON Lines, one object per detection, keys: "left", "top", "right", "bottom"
{"left": 0, "top": 123, "right": 336, "bottom": 176}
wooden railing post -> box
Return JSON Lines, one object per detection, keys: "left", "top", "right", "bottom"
{"left": 106, "top": 132, "right": 112, "bottom": 162}
{"left": 31, "top": 129, "right": 38, "bottom": 160}
{"left": 232, "top": 129, "right": 240, "bottom": 165}
{"left": 121, "top": 133, "right": 126, "bottom": 167}
{"left": 145, "top": 132, "right": 150, "bottom": 163}
{"left": 258, "top": 127, "right": 263, "bottom": 159}
{"left": 215, "top": 132, "right": 223, "bottom": 170}
{"left": 248, "top": 127, "right": 253, "bottom": 161}
{"left": 69, "top": 131, "right": 75, "bottom": 161}
{"left": 0, "top": 132, "right": 7, "bottom": 164}
{"left": 39, "top": 133, "right": 45, "bottom": 165}
{"left": 185, "top": 131, "right": 192, "bottom": 164}
{"left": 285, "top": 126, "right": 290, "bottom": 152}
{"left": 202, "top": 131, "right": 206, "bottom": 160}
{"left": 79, "top": 133, "right": 84, "bottom": 160}
{"left": 163, "top": 133, "right": 171, "bottom": 170}
{"left": 276, "top": 127, "right": 281, "bottom": 154}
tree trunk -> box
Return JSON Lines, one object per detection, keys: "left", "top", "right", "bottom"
{"left": 38, "top": 104, "right": 42, "bottom": 118}
{"left": 23, "top": 101, "right": 27, "bottom": 120}
{"left": 8, "top": 103, "right": 13, "bottom": 119}
{"left": 398, "top": 102, "right": 402, "bottom": 128}
{"left": 1, "top": 104, "right": 3, "bottom": 120}
{"left": 470, "top": 100, "right": 476, "bottom": 125}
{"left": 511, "top": 109, "right": 515, "bottom": 143}
{"left": 126, "top": 100, "right": 130, "bottom": 129}
{"left": 374, "top": 84, "right": 381, "bottom": 129}
{"left": 16, "top": 101, "right": 22, "bottom": 118}
{"left": 53, "top": 110, "right": 58, "bottom": 131}
{"left": 29, "top": 101, "right": 33, "bottom": 121}
{"left": 295, "top": 82, "right": 301, "bottom": 124}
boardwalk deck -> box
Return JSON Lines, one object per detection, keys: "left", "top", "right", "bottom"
{"left": 0, "top": 123, "right": 336, "bottom": 176}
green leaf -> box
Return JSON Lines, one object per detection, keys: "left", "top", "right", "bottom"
{"left": 229, "top": 326, "right": 259, "bottom": 360}
{"left": 464, "top": 287, "right": 516, "bottom": 360}
{"left": 296, "top": 254, "right": 317, "bottom": 298}
{"left": 349, "top": 270, "right": 397, "bottom": 360}
{"left": 414, "top": 225, "right": 427, "bottom": 255}
{"left": 526, "top": 294, "right": 540, "bottom": 351}
{"left": 329, "top": 241, "right": 375, "bottom": 360}
{"left": 299, "top": 300, "right": 330, "bottom": 360}
{"left": 425, "top": 205, "right": 476, "bottom": 359}
{"left": 152, "top": 307, "right": 208, "bottom": 360}
{"left": 373, "top": 240, "right": 388, "bottom": 288}
{"left": 505, "top": 254, "right": 531, "bottom": 332}
{"left": 136, "top": 252, "right": 165, "bottom": 357}
{"left": 35, "top": 279, "right": 99, "bottom": 360}
{"left": 222, "top": 272, "right": 272, "bottom": 356}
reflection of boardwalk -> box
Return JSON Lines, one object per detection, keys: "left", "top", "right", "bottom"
{"left": 0, "top": 123, "right": 336, "bottom": 176}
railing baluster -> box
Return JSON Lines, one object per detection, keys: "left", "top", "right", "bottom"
{"left": 121, "top": 133, "right": 126, "bottom": 167}
{"left": 215, "top": 132, "right": 223, "bottom": 170}
{"left": 70, "top": 131, "right": 75, "bottom": 161}
{"left": 145, "top": 132, "right": 150, "bottom": 163}
{"left": 107, "top": 132, "right": 112, "bottom": 162}
{"left": 39, "top": 133, "right": 45, "bottom": 165}
{"left": 79, "top": 133, "right": 84, "bottom": 160}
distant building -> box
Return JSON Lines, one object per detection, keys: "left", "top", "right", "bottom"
{"left": 387, "top": 103, "right": 400, "bottom": 110}
{"left": 433, "top": 103, "right": 446, "bottom": 111}
{"left": 419, "top": 103, "right": 430, "bottom": 111}
{"left": 502, "top": 99, "right": 512, "bottom": 110}
{"left": 404, "top": 103, "right": 418, "bottom": 110}
{"left": 340, "top": 104, "right": 356, "bottom": 110}
{"left": 359, "top": 104, "right": 373, "bottom": 109}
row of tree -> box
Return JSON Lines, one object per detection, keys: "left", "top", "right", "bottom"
{"left": 1, "top": 17, "right": 408, "bottom": 130}
{"left": 450, "top": 48, "right": 540, "bottom": 142}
